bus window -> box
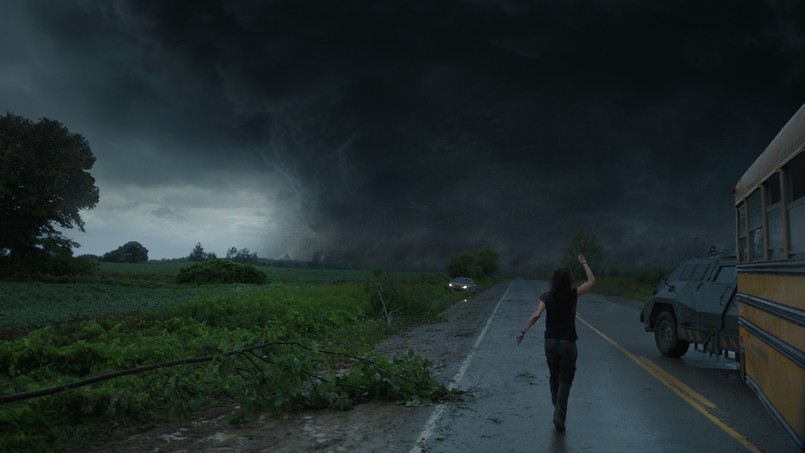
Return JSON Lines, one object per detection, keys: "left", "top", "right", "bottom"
{"left": 786, "top": 152, "right": 805, "bottom": 256}
{"left": 765, "top": 173, "right": 784, "bottom": 260}
{"left": 737, "top": 202, "right": 747, "bottom": 262}
{"left": 747, "top": 189, "right": 764, "bottom": 261}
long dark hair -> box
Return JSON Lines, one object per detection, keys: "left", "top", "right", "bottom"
{"left": 550, "top": 268, "right": 573, "bottom": 294}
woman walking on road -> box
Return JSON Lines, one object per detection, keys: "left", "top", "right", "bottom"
{"left": 516, "top": 255, "right": 596, "bottom": 432}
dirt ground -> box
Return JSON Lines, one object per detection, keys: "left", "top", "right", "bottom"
{"left": 77, "top": 282, "right": 511, "bottom": 453}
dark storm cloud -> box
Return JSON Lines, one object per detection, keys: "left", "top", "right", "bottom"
{"left": 4, "top": 0, "right": 804, "bottom": 266}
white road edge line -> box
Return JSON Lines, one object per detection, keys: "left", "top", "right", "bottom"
{"left": 408, "top": 282, "right": 513, "bottom": 453}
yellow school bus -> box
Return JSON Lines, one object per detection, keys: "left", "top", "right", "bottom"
{"left": 733, "top": 103, "right": 804, "bottom": 450}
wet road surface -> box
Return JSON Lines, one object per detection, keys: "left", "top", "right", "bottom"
{"left": 411, "top": 279, "right": 794, "bottom": 453}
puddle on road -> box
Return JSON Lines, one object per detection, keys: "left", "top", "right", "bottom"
{"left": 685, "top": 355, "right": 741, "bottom": 371}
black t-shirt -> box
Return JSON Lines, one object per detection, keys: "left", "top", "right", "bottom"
{"left": 540, "top": 288, "right": 578, "bottom": 341}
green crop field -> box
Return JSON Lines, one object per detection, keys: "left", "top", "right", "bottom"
{"left": 0, "top": 263, "right": 468, "bottom": 452}
{"left": 0, "top": 261, "right": 417, "bottom": 332}
{"left": 97, "top": 261, "right": 394, "bottom": 282}
{"left": 0, "top": 281, "right": 201, "bottom": 331}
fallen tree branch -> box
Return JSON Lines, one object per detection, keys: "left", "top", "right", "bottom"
{"left": 0, "top": 355, "right": 212, "bottom": 404}
{"left": 1, "top": 340, "right": 391, "bottom": 404}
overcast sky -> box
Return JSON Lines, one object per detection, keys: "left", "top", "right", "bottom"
{"left": 1, "top": 0, "right": 803, "bottom": 269}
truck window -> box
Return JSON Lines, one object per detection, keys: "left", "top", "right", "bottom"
{"left": 713, "top": 265, "right": 736, "bottom": 284}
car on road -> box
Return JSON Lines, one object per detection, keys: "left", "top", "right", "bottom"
{"left": 448, "top": 277, "right": 477, "bottom": 292}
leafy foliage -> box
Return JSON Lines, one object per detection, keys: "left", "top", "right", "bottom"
{"left": 369, "top": 271, "right": 454, "bottom": 326}
{"left": 188, "top": 242, "right": 207, "bottom": 261}
{"left": 176, "top": 259, "right": 268, "bottom": 284}
{"left": 446, "top": 245, "right": 501, "bottom": 280}
{"left": 0, "top": 274, "right": 465, "bottom": 451}
{"left": 0, "top": 113, "right": 99, "bottom": 263}
{"left": 100, "top": 241, "right": 149, "bottom": 263}
{"left": 0, "top": 251, "right": 98, "bottom": 280}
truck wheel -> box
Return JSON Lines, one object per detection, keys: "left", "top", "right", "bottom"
{"left": 654, "top": 311, "right": 690, "bottom": 358}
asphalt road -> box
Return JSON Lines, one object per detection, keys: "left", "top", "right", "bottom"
{"left": 410, "top": 279, "right": 794, "bottom": 453}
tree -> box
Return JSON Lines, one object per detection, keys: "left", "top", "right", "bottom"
{"left": 447, "top": 251, "right": 482, "bottom": 280}
{"left": 188, "top": 242, "right": 207, "bottom": 261}
{"left": 474, "top": 245, "right": 501, "bottom": 277}
{"left": 226, "top": 247, "right": 238, "bottom": 260}
{"left": 101, "top": 241, "right": 149, "bottom": 263}
{"left": 226, "top": 246, "right": 257, "bottom": 263}
{"left": 561, "top": 226, "right": 603, "bottom": 279}
{"left": 237, "top": 248, "right": 257, "bottom": 263}
{"left": 0, "top": 113, "right": 99, "bottom": 260}
{"left": 446, "top": 245, "right": 501, "bottom": 280}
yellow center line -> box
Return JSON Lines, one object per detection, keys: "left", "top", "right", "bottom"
{"left": 576, "top": 313, "right": 762, "bottom": 453}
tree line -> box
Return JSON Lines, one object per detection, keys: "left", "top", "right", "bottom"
{"left": 0, "top": 110, "right": 613, "bottom": 280}
{"left": 188, "top": 243, "right": 258, "bottom": 263}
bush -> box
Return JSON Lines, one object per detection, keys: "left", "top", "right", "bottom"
{"left": 101, "top": 241, "right": 149, "bottom": 263}
{"left": 368, "top": 271, "right": 452, "bottom": 324}
{"left": 446, "top": 246, "right": 500, "bottom": 280}
{"left": 0, "top": 252, "right": 98, "bottom": 279}
{"left": 176, "top": 259, "right": 267, "bottom": 285}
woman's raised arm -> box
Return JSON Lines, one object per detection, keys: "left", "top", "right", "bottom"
{"left": 576, "top": 254, "right": 596, "bottom": 296}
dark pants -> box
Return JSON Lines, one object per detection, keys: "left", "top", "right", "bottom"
{"left": 544, "top": 339, "right": 577, "bottom": 427}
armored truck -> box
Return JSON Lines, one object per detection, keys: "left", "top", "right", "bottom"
{"left": 640, "top": 255, "right": 738, "bottom": 358}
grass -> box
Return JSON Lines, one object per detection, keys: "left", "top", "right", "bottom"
{"left": 97, "top": 261, "right": 396, "bottom": 283}
{"left": 0, "top": 263, "right": 434, "bottom": 334}
{"left": 592, "top": 276, "right": 655, "bottom": 302}
{"left": 0, "top": 264, "right": 469, "bottom": 452}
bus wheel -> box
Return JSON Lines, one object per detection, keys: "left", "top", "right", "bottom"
{"left": 654, "top": 311, "right": 690, "bottom": 358}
